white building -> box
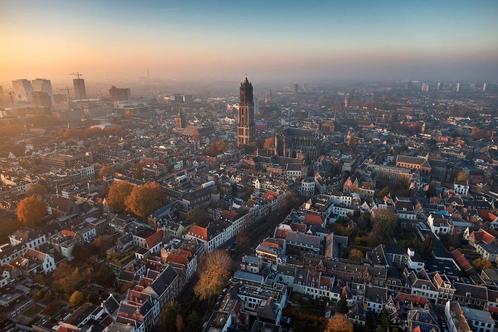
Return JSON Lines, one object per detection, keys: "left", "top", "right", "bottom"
{"left": 299, "top": 178, "right": 315, "bottom": 197}
{"left": 454, "top": 182, "right": 469, "bottom": 196}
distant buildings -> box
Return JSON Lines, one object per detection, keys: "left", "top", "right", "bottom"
{"left": 237, "top": 77, "right": 255, "bottom": 147}
{"left": 109, "top": 85, "right": 130, "bottom": 101}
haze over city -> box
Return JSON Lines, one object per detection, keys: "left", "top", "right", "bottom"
{"left": 1, "top": 0, "right": 498, "bottom": 84}
{"left": 1, "top": 2, "right": 498, "bottom": 332}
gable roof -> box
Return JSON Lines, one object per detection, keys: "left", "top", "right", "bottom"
{"left": 188, "top": 225, "right": 208, "bottom": 241}
{"left": 145, "top": 230, "right": 164, "bottom": 249}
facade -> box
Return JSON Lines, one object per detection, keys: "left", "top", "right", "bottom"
{"left": 31, "top": 78, "right": 52, "bottom": 96}
{"left": 396, "top": 155, "right": 431, "bottom": 173}
{"left": 175, "top": 111, "right": 187, "bottom": 128}
{"left": 237, "top": 77, "right": 255, "bottom": 146}
{"left": 275, "top": 127, "right": 320, "bottom": 164}
{"left": 73, "top": 78, "right": 87, "bottom": 99}
{"left": 12, "top": 79, "right": 32, "bottom": 102}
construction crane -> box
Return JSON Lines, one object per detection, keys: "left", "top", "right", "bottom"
{"left": 70, "top": 72, "right": 83, "bottom": 79}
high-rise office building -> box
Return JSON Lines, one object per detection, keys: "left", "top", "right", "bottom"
{"left": 32, "top": 78, "right": 52, "bottom": 96}
{"left": 456, "top": 82, "right": 460, "bottom": 93}
{"left": 237, "top": 77, "right": 255, "bottom": 147}
{"left": 73, "top": 78, "right": 87, "bottom": 99}
{"left": 421, "top": 83, "right": 430, "bottom": 92}
{"left": 12, "top": 79, "right": 32, "bottom": 102}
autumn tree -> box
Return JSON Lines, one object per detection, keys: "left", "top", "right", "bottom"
{"left": 263, "top": 137, "right": 275, "bottom": 151}
{"left": 187, "top": 207, "right": 211, "bottom": 227}
{"left": 26, "top": 183, "right": 49, "bottom": 198}
{"left": 455, "top": 170, "right": 468, "bottom": 183}
{"left": 185, "top": 310, "right": 201, "bottom": 331}
{"left": 206, "top": 139, "right": 227, "bottom": 157}
{"left": 472, "top": 258, "right": 492, "bottom": 271}
{"left": 158, "top": 301, "right": 180, "bottom": 332}
{"left": 348, "top": 248, "right": 363, "bottom": 262}
{"left": 324, "top": 314, "right": 353, "bottom": 332}
{"left": 176, "top": 314, "right": 185, "bottom": 332}
{"left": 69, "top": 290, "right": 85, "bottom": 307}
{"left": 52, "top": 262, "right": 88, "bottom": 295}
{"left": 369, "top": 208, "right": 398, "bottom": 246}
{"left": 236, "top": 231, "right": 250, "bottom": 250}
{"left": 106, "top": 181, "right": 134, "bottom": 213}
{"left": 16, "top": 195, "right": 47, "bottom": 227}
{"left": 194, "top": 250, "right": 232, "bottom": 301}
{"left": 133, "top": 164, "right": 143, "bottom": 180}
{"left": 99, "top": 165, "right": 113, "bottom": 178}
{"left": 125, "top": 182, "right": 165, "bottom": 218}
{"left": 336, "top": 295, "right": 348, "bottom": 314}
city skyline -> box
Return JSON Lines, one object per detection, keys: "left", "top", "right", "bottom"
{"left": 1, "top": 0, "right": 498, "bottom": 83}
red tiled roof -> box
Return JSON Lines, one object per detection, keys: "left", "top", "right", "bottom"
{"left": 304, "top": 214, "right": 323, "bottom": 226}
{"left": 488, "top": 306, "right": 498, "bottom": 314}
{"left": 275, "top": 228, "right": 288, "bottom": 239}
{"left": 473, "top": 229, "right": 496, "bottom": 245}
{"left": 290, "top": 223, "right": 306, "bottom": 233}
{"left": 188, "top": 225, "right": 208, "bottom": 241}
{"left": 221, "top": 210, "right": 239, "bottom": 221}
{"left": 451, "top": 249, "right": 472, "bottom": 271}
{"left": 262, "top": 191, "right": 278, "bottom": 201}
{"left": 261, "top": 241, "right": 280, "bottom": 249}
{"left": 61, "top": 229, "right": 76, "bottom": 238}
{"left": 145, "top": 230, "right": 164, "bottom": 248}
{"left": 487, "top": 213, "right": 498, "bottom": 222}
{"left": 165, "top": 251, "right": 189, "bottom": 265}
{"left": 396, "top": 292, "right": 429, "bottom": 305}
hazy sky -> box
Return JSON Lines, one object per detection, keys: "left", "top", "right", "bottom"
{"left": 1, "top": 0, "right": 498, "bottom": 83}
